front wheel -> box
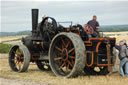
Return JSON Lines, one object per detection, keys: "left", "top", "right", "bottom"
{"left": 9, "top": 44, "right": 30, "bottom": 72}
{"left": 49, "top": 32, "right": 85, "bottom": 78}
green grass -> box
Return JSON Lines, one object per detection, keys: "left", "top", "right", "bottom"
{"left": 0, "top": 43, "right": 12, "bottom": 53}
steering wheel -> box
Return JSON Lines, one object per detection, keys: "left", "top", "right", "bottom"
{"left": 83, "top": 24, "right": 94, "bottom": 34}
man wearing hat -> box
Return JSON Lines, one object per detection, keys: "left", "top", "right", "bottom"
{"left": 115, "top": 40, "right": 128, "bottom": 77}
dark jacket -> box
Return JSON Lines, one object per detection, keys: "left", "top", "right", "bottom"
{"left": 115, "top": 45, "right": 128, "bottom": 60}
{"left": 87, "top": 20, "right": 99, "bottom": 31}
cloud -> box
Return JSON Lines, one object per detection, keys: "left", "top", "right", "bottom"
{"left": 1, "top": 1, "right": 128, "bottom": 32}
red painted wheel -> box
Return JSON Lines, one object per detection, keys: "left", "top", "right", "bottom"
{"left": 9, "top": 45, "right": 30, "bottom": 72}
{"left": 83, "top": 24, "right": 94, "bottom": 34}
{"left": 49, "top": 32, "right": 85, "bottom": 78}
{"left": 54, "top": 39, "right": 75, "bottom": 71}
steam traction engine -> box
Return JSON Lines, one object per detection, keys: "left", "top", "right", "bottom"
{"left": 9, "top": 9, "right": 116, "bottom": 78}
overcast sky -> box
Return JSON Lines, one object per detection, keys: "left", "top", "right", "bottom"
{"left": 1, "top": 0, "right": 128, "bottom": 32}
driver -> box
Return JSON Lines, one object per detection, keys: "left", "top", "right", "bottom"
{"left": 87, "top": 15, "right": 100, "bottom": 37}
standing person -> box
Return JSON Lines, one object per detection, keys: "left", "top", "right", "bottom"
{"left": 115, "top": 40, "right": 128, "bottom": 77}
{"left": 87, "top": 15, "right": 100, "bottom": 37}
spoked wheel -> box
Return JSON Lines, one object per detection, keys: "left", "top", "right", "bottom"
{"left": 49, "top": 32, "right": 85, "bottom": 78}
{"left": 9, "top": 45, "right": 30, "bottom": 72}
{"left": 36, "top": 60, "right": 51, "bottom": 71}
{"left": 84, "top": 66, "right": 109, "bottom": 75}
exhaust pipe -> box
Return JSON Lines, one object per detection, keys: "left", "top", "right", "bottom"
{"left": 31, "top": 9, "right": 38, "bottom": 33}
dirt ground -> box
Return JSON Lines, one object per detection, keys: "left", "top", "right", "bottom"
{"left": 0, "top": 35, "right": 27, "bottom": 43}
{"left": 0, "top": 54, "right": 128, "bottom": 85}
{"left": 0, "top": 54, "right": 50, "bottom": 85}
{"left": 0, "top": 77, "right": 49, "bottom": 85}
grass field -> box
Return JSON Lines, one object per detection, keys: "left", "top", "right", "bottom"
{"left": 0, "top": 56, "right": 128, "bottom": 85}
{"left": 0, "top": 43, "right": 12, "bottom": 53}
{"left": 0, "top": 31, "right": 128, "bottom": 85}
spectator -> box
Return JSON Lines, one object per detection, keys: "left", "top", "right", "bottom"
{"left": 115, "top": 40, "right": 128, "bottom": 77}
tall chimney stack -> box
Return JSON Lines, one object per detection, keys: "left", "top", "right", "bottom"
{"left": 31, "top": 9, "right": 38, "bottom": 33}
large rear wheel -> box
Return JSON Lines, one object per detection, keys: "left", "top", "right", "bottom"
{"left": 49, "top": 32, "right": 85, "bottom": 78}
